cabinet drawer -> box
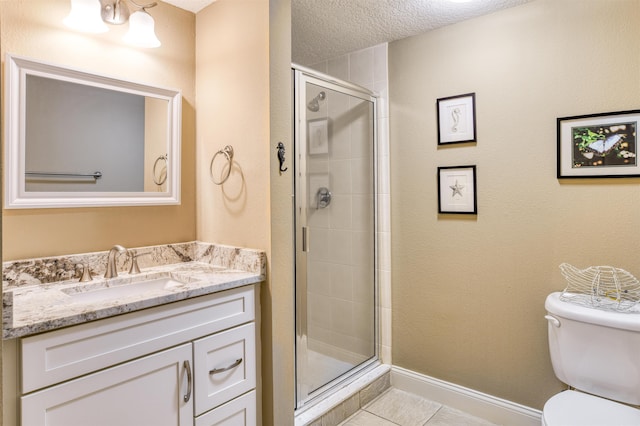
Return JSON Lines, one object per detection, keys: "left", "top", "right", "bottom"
{"left": 21, "top": 343, "right": 193, "bottom": 426}
{"left": 194, "top": 323, "right": 256, "bottom": 415}
{"left": 195, "top": 390, "right": 256, "bottom": 426}
{"left": 22, "top": 285, "right": 255, "bottom": 393}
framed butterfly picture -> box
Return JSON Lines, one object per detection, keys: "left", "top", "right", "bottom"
{"left": 557, "top": 110, "right": 640, "bottom": 178}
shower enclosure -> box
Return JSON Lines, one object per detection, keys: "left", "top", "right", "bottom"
{"left": 292, "top": 66, "right": 378, "bottom": 409}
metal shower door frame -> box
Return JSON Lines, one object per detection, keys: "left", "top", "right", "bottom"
{"left": 292, "top": 65, "right": 379, "bottom": 410}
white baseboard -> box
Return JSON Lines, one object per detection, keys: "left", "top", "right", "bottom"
{"left": 391, "top": 366, "right": 542, "bottom": 426}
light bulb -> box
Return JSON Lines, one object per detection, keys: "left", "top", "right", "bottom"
{"left": 64, "top": 0, "right": 108, "bottom": 33}
{"left": 123, "top": 10, "right": 161, "bottom": 48}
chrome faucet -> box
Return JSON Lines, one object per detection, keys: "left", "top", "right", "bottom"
{"left": 104, "top": 245, "right": 127, "bottom": 279}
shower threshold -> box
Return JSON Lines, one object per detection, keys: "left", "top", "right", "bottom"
{"left": 294, "top": 363, "right": 390, "bottom": 426}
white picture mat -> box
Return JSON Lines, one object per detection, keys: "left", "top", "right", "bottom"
{"left": 438, "top": 94, "right": 475, "bottom": 143}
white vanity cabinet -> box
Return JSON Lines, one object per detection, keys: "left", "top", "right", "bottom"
{"left": 18, "top": 284, "right": 259, "bottom": 426}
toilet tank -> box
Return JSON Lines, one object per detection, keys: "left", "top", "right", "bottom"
{"left": 545, "top": 292, "right": 640, "bottom": 405}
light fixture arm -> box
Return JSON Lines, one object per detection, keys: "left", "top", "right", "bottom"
{"left": 128, "top": 0, "right": 158, "bottom": 11}
{"left": 66, "top": 0, "right": 162, "bottom": 48}
{"left": 100, "top": 0, "right": 158, "bottom": 25}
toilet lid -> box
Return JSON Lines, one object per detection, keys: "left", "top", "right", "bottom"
{"left": 543, "top": 391, "right": 640, "bottom": 426}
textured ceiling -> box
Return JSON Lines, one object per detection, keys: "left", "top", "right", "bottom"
{"left": 292, "top": 0, "right": 533, "bottom": 65}
{"left": 161, "top": 0, "right": 533, "bottom": 65}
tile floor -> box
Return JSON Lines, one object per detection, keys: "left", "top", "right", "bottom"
{"left": 338, "top": 388, "right": 497, "bottom": 426}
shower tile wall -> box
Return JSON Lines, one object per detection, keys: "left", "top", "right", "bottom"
{"left": 305, "top": 87, "right": 374, "bottom": 363}
{"left": 309, "top": 43, "right": 391, "bottom": 365}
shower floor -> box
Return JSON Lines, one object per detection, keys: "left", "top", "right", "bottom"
{"left": 303, "top": 349, "right": 356, "bottom": 393}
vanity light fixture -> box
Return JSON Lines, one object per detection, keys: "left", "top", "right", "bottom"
{"left": 64, "top": 0, "right": 161, "bottom": 48}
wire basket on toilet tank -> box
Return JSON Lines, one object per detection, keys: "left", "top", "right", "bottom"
{"left": 559, "top": 263, "right": 640, "bottom": 312}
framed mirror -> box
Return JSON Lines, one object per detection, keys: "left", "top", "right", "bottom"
{"left": 4, "top": 54, "right": 182, "bottom": 209}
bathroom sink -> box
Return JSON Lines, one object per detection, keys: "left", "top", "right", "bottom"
{"left": 62, "top": 277, "right": 187, "bottom": 304}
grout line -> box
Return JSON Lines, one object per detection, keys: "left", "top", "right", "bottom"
{"left": 348, "top": 410, "right": 403, "bottom": 426}
{"left": 423, "top": 406, "right": 444, "bottom": 425}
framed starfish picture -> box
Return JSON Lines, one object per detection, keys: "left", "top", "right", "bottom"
{"left": 437, "top": 165, "right": 477, "bottom": 214}
{"left": 437, "top": 93, "right": 476, "bottom": 145}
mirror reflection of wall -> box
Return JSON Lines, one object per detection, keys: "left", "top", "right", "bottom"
{"left": 25, "top": 75, "right": 145, "bottom": 192}
{"left": 144, "top": 98, "right": 169, "bottom": 192}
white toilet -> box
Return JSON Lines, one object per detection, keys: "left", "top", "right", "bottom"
{"left": 543, "top": 292, "right": 640, "bottom": 426}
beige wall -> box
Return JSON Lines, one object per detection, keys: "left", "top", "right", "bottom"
{"left": 268, "top": 0, "right": 295, "bottom": 423}
{"left": 390, "top": 0, "right": 640, "bottom": 410}
{"left": 195, "top": 0, "right": 270, "bottom": 251}
{"left": 196, "top": 1, "right": 286, "bottom": 424}
{"left": 0, "top": 0, "right": 197, "bottom": 261}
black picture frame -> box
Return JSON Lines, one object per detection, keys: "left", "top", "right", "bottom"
{"left": 437, "top": 93, "right": 476, "bottom": 145}
{"left": 437, "top": 165, "right": 477, "bottom": 214}
{"left": 557, "top": 109, "right": 640, "bottom": 178}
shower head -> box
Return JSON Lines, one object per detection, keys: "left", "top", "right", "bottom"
{"left": 307, "top": 91, "right": 326, "bottom": 112}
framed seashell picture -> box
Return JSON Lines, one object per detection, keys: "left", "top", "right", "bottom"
{"left": 557, "top": 109, "right": 640, "bottom": 178}
{"left": 437, "top": 93, "right": 476, "bottom": 145}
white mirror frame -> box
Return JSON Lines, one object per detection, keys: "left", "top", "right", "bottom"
{"left": 4, "top": 54, "right": 182, "bottom": 209}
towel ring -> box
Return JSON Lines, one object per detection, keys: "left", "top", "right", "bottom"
{"left": 210, "top": 145, "right": 234, "bottom": 185}
{"left": 153, "top": 154, "right": 168, "bottom": 186}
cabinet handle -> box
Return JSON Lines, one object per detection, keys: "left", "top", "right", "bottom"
{"left": 183, "top": 360, "right": 192, "bottom": 402}
{"left": 209, "top": 358, "right": 243, "bottom": 375}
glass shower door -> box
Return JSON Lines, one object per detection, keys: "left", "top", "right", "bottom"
{"left": 294, "top": 69, "right": 377, "bottom": 409}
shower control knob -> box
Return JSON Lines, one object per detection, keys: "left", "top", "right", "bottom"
{"left": 316, "top": 187, "right": 332, "bottom": 209}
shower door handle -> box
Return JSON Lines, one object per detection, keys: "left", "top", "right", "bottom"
{"left": 302, "top": 227, "right": 310, "bottom": 252}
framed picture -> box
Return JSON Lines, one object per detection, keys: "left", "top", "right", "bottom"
{"left": 438, "top": 165, "right": 477, "bottom": 214}
{"left": 308, "top": 118, "right": 329, "bottom": 155}
{"left": 557, "top": 110, "right": 640, "bottom": 178}
{"left": 437, "top": 93, "right": 476, "bottom": 145}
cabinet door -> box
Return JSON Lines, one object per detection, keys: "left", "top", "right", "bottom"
{"left": 194, "top": 323, "right": 256, "bottom": 415}
{"left": 21, "top": 343, "right": 193, "bottom": 426}
{"left": 195, "top": 390, "right": 256, "bottom": 426}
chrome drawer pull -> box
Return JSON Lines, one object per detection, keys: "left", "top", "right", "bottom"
{"left": 183, "top": 360, "right": 192, "bottom": 402}
{"left": 209, "top": 358, "right": 243, "bottom": 375}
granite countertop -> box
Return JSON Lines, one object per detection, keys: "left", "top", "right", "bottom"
{"left": 3, "top": 261, "right": 261, "bottom": 339}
